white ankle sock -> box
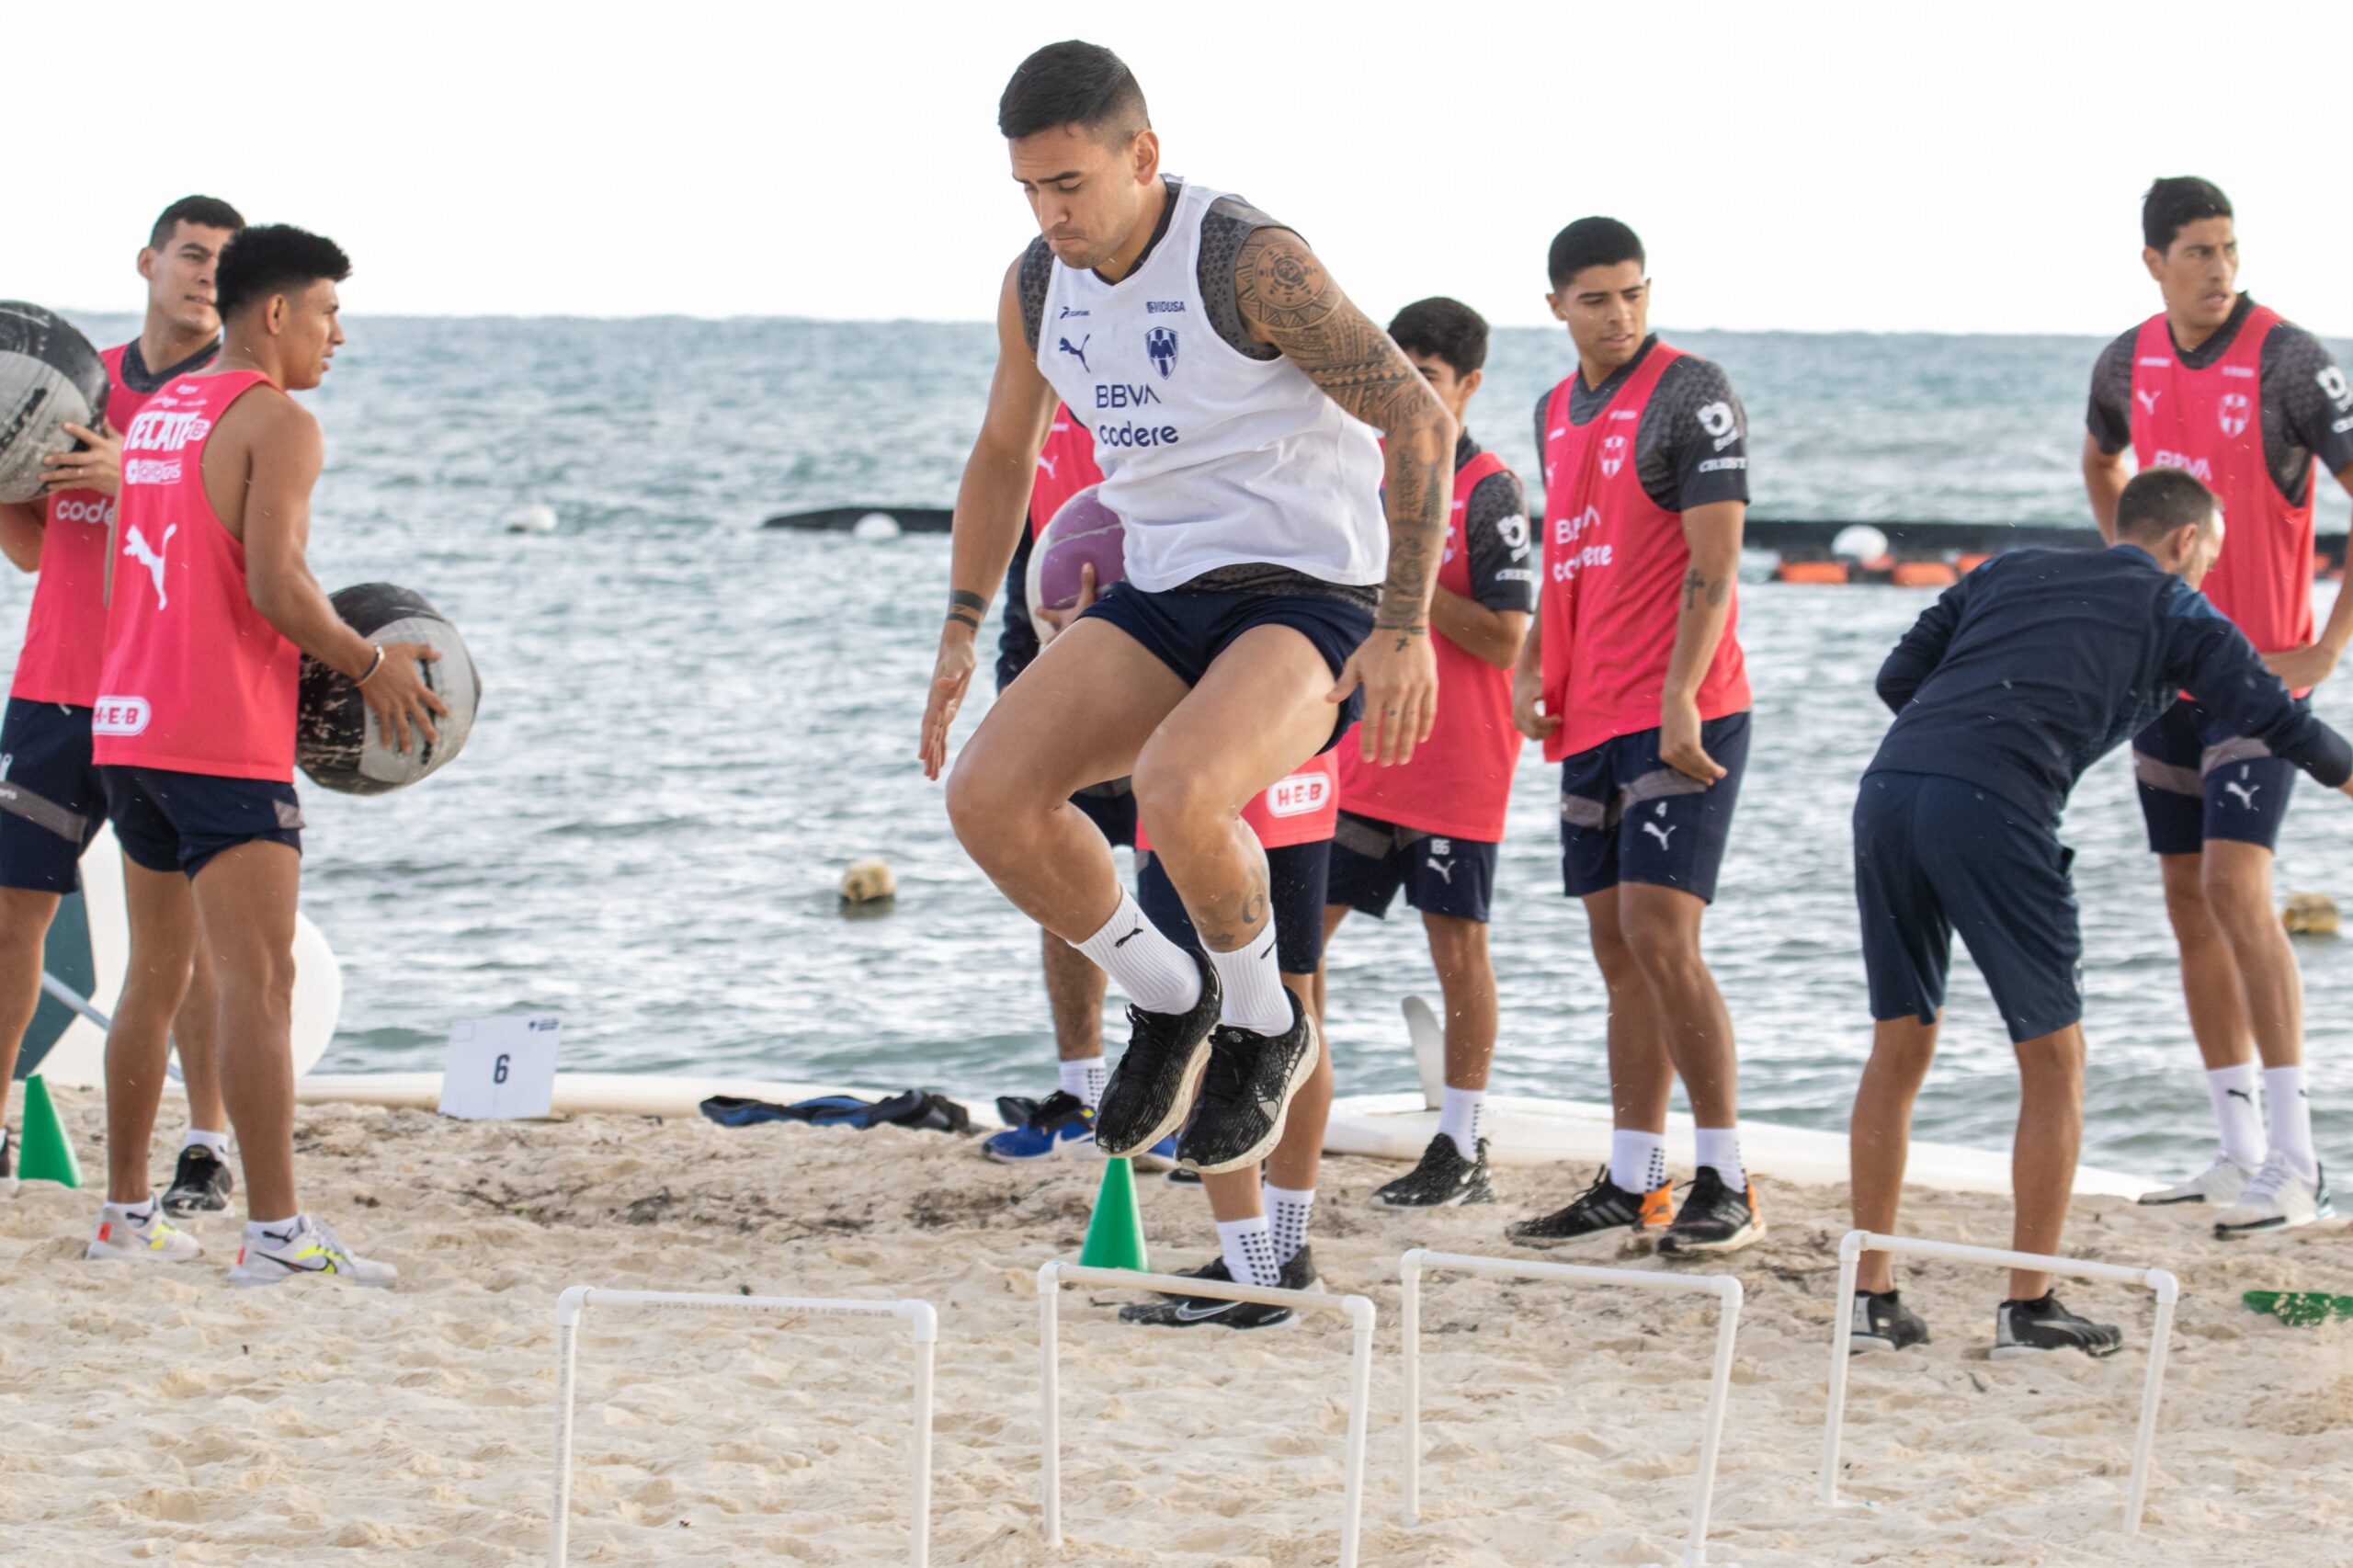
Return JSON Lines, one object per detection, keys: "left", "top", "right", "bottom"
{"left": 1695, "top": 1126, "right": 1745, "bottom": 1187}
{"left": 101, "top": 1199, "right": 156, "bottom": 1224}
{"left": 181, "top": 1129, "right": 230, "bottom": 1157}
{"left": 1438, "top": 1086, "right": 1484, "bottom": 1159}
{"left": 1265, "top": 1183, "right": 1315, "bottom": 1265}
{"left": 1058, "top": 1057, "right": 1108, "bottom": 1109}
{"left": 244, "top": 1214, "right": 301, "bottom": 1239}
{"left": 2205, "top": 1063, "right": 2266, "bottom": 1169}
{"left": 1214, "top": 1215, "right": 1281, "bottom": 1289}
{"left": 1072, "top": 891, "right": 1201, "bottom": 1015}
{"left": 1207, "top": 935, "right": 1292, "bottom": 1035}
{"left": 1610, "top": 1130, "right": 1666, "bottom": 1193}
{"left": 2263, "top": 1065, "right": 2317, "bottom": 1183}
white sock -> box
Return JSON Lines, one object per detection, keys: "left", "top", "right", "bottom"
{"left": 1610, "top": 1130, "right": 1666, "bottom": 1194}
{"left": 2264, "top": 1065, "right": 2318, "bottom": 1184}
{"left": 1438, "top": 1086, "right": 1484, "bottom": 1159}
{"left": 1058, "top": 1057, "right": 1108, "bottom": 1110}
{"left": 1265, "top": 1183, "right": 1315, "bottom": 1265}
{"left": 181, "top": 1129, "right": 230, "bottom": 1157}
{"left": 244, "top": 1214, "right": 301, "bottom": 1239}
{"left": 1071, "top": 891, "right": 1201, "bottom": 1015}
{"left": 1695, "top": 1126, "right": 1745, "bottom": 1187}
{"left": 1207, "top": 936, "right": 1292, "bottom": 1035}
{"left": 1214, "top": 1215, "right": 1281, "bottom": 1289}
{"left": 2205, "top": 1063, "right": 2266, "bottom": 1169}
{"left": 101, "top": 1198, "right": 156, "bottom": 1224}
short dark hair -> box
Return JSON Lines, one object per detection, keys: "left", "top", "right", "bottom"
{"left": 1387, "top": 297, "right": 1489, "bottom": 376}
{"left": 149, "top": 195, "right": 244, "bottom": 249}
{"left": 998, "top": 40, "right": 1149, "bottom": 142}
{"left": 1548, "top": 217, "right": 1644, "bottom": 290}
{"left": 215, "top": 224, "right": 351, "bottom": 319}
{"left": 2142, "top": 176, "right": 2232, "bottom": 253}
{"left": 2116, "top": 467, "right": 2219, "bottom": 542}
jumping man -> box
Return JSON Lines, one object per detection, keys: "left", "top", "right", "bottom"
{"left": 922, "top": 40, "right": 1456, "bottom": 1180}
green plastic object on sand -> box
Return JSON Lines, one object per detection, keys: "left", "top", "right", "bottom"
{"left": 17, "top": 1075, "right": 82, "bottom": 1187}
{"left": 1078, "top": 1155, "right": 1148, "bottom": 1271}
{"left": 2243, "top": 1290, "right": 2353, "bottom": 1327}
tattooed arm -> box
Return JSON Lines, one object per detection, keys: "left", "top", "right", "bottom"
{"left": 1233, "top": 225, "right": 1456, "bottom": 766}
{"left": 1659, "top": 499, "right": 1744, "bottom": 782}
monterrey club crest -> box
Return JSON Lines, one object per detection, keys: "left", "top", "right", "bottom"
{"left": 2218, "top": 391, "right": 2252, "bottom": 438}
{"left": 1599, "top": 434, "right": 1628, "bottom": 476}
{"left": 1146, "top": 325, "right": 1178, "bottom": 379}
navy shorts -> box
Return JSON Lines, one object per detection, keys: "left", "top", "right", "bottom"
{"left": 99, "top": 766, "right": 305, "bottom": 879}
{"left": 0, "top": 699, "right": 107, "bottom": 893}
{"left": 1559, "top": 710, "right": 1749, "bottom": 903}
{"left": 1137, "top": 839, "right": 1333, "bottom": 975}
{"left": 2132, "top": 697, "right": 2299, "bottom": 856}
{"left": 1326, "top": 811, "right": 1497, "bottom": 923}
{"left": 1071, "top": 779, "right": 1137, "bottom": 849}
{"left": 1854, "top": 771, "right": 2083, "bottom": 1043}
{"left": 1079, "top": 581, "right": 1374, "bottom": 754}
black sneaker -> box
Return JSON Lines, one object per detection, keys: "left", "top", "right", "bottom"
{"left": 162, "top": 1144, "right": 233, "bottom": 1218}
{"left": 1656, "top": 1167, "right": 1765, "bottom": 1256}
{"left": 1847, "top": 1289, "right": 1931, "bottom": 1354}
{"left": 1173, "top": 994, "right": 1319, "bottom": 1176}
{"left": 1120, "top": 1245, "right": 1321, "bottom": 1329}
{"left": 1094, "top": 951, "right": 1222, "bottom": 1158}
{"left": 1504, "top": 1166, "right": 1674, "bottom": 1250}
{"left": 1373, "top": 1134, "right": 1495, "bottom": 1209}
{"left": 1993, "top": 1293, "right": 2122, "bottom": 1360}
{"left": 0, "top": 1130, "right": 14, "bottom": 1197}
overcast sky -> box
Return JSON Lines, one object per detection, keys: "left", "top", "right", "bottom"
{"left": 17, "top": 0, "right": 2351, "bottom": 335}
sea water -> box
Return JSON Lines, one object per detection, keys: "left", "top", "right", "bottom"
{"left": 16, "top": 313, "right": 2351, "bottom": 1174}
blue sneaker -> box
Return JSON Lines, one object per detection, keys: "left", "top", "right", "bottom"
{"left": 983, "top": 1092, "right": 1099, "bottom": 1163}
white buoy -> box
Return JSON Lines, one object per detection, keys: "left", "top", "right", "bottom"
{"left": 852, "top": 511, "right": 903, "bottom": 540}
{"left": 503, "top": 502, "right": 558, "bottom": 535}
{"left": 840, "top": 857, "right": 898, "bottom": 912}
{"left": 1832, "top": 524, "right": 1890, "bottom": 563}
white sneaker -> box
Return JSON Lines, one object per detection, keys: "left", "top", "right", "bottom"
{"left": 2138, "top": 1155, "right": 2257, "bottom": 1207}
{"left": 85, "top": 1203, "right": 203, "bottom": 1263}
{"left": 2212, "top": 1153, "right": 2335, "bottom": 1238}
{"left": 226, "top": 1214, "right": 398, "bottom": 1289}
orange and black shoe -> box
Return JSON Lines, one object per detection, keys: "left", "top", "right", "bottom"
{"left": 1504, "top": 1167, "right": 1674, "bottom": 1251}
{"left": 1656, "top": 1168, "right": 1765, "bottom": 1256}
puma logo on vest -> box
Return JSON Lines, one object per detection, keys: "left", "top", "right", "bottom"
{"left": 122, "top": 523, "right": 176, "bottom": 610}
{"left": 2135, "top": 388, "right": 2162, "bottom": 415}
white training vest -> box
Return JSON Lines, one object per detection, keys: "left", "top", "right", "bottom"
{"left": 1034, "top": 178, "right": 1387, "bottom": 593}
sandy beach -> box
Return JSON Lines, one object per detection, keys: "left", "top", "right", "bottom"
{"left": 3, "top": 1085, "right": 2348, "bottom": 1566}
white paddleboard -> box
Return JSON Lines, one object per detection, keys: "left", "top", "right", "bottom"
{"left": 1323, "top": 1090, "right": 2149, "bottom": 1199}
{"left": 29, "top": 825, "right": 341, "bottom": 1088}
{"left": 1403, "top": 994, "right": 1445, "bottom": 1109}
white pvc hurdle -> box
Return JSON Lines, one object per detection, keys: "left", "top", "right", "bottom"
{"left": 549, "top": 1286, "right": 938, "bottom": 1567}
{"left": 1820, "top": 1231, "right": 2178, "bottom": 1536}
{"left": 1036, "top": 1260, "right": 1377, "bottom": 1566}
{"left": 1400, "top": 1249, "right": 1745, "bottom": 1568}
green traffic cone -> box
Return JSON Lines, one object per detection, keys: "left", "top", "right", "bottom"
{"left": 18, "top": 1075, "right": 82, "bottom": 1188}
{"left": 1078, "top": 1155, "right": 1148, "bottom": 1271}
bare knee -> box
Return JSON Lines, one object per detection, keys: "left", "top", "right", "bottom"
{"left": 1131, "top": 757, "right": 1227, "bottom": 853}
{"left": 2015, "top": 1028, "right": 2086, "bottom": 1087}
{"left": 1423, "top": 915, "right": 1491, "bottom": 987}
{"left": 2200, "top": 861, "right": 2279, "bottom": 945}
{"left": 944, "top": 751, "right": 1040, "bottom": 860}
{"left": 1620, "top": 898, "right": 1706, "bottom": 987}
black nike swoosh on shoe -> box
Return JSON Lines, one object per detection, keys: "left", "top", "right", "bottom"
{"left": 1114, "top": 925, "right": 1145, "bottom": 948}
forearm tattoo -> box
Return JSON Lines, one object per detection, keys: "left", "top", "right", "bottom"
{"left": 1679, "top": 568, "right": 1732, "bottom": 610}
{"left": 947, "top": 587, "right": 988, "bottom": 631}
{"left": 1233, "top": 229, "right": 1448, "bottom": 634}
